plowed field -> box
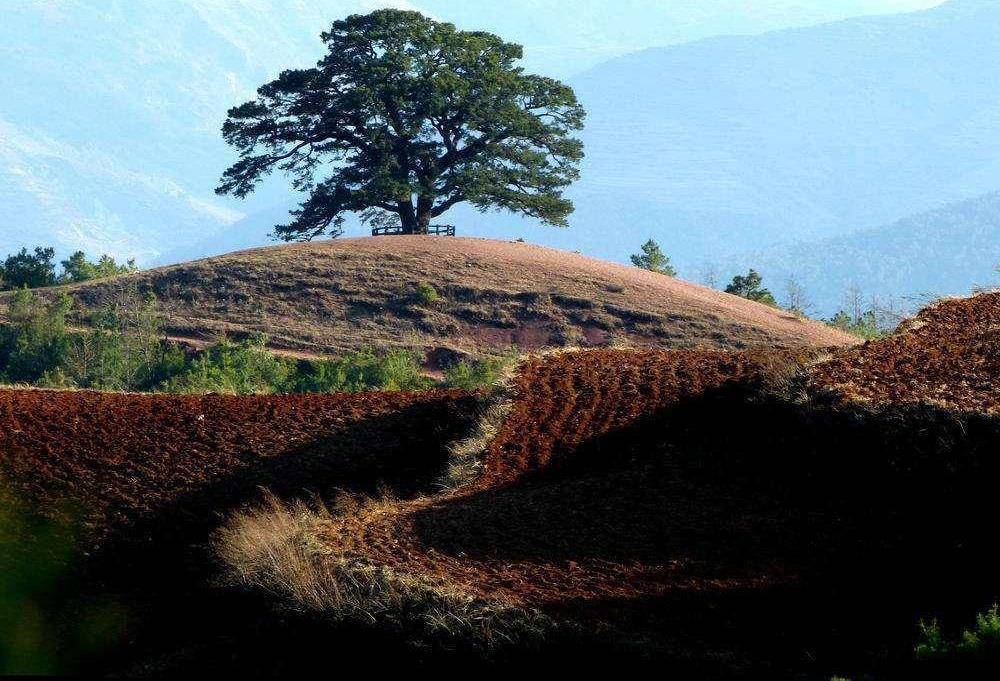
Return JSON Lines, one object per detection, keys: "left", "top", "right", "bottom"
{"left": 0, "top": 389, "right": 475, "bottom": 547}
{"left": 812, "top": 291, "right": 1000, "bottom": 413}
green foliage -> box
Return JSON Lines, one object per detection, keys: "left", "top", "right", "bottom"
{"left": 0, "top": 289, "right": 442, "bottom": 395}
{"left": 59, "top": 252, "right": 137, "bottom": 284}
{"left": 916, "top": 605, "right": 1000, "bottom": 661}
{"left": 826, "top": 310, "right": 884, "bottom": 340}
{"left": 0, "top": 494, "right": 125, "bottom": 674}
{"left": 62, "top": 282, "right": 175, "bottom": 391}
{"left": 630, "top": 239, "right": 676, "bottom": 276}
{"left": 725, "top": 269, "right": 778, "bottom": 307}
{"left": 415, "top": 281, "right": 439, "bottom": 305}
{"left": 293, "top": 348, "right": 432, "bottom": 393}
{"left": 36, "top": 367, "right": 76, "bottom": 389}
{"left": 0, "top": 289, "right": 72, "bottom": 383}
{"left": 162, "top": 335, "right": 295, "bottom": 395}
{"left": 1, "top": 247, "right": 57, "bottom": 290}
{"left": 217, "top": 9, "right": 585, "bottom": 237}
{"left": 0, "top": 246, "right": 138, "bottom": 291}
{"left": 443, "top": 352, "right": 516, "bottom": 391}
{"left": 915, "top": 619, "right": 949, "bottom": 661}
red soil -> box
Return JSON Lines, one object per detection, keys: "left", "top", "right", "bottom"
{"left": 0, "top": 389, "right": 475, "bottom": 547}
{"left": 317, "top": 349, "right": 824, "bottom": 609}
{"left": 812, "top": 291, "right": 1000, "bottom": 413}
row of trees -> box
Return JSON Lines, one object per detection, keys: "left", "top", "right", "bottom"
{"left": 629, "top": 239, "right": 902, "bottom": 337}
{"left": 0, "top": 247, "right": 136, "bottom": 291}
{"left": 630, "top": 239, "right": 777, "bottom": 304}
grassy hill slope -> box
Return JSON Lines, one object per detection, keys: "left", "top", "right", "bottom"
{"left": 7, "top": 237, "right": 853, "bottom": 359}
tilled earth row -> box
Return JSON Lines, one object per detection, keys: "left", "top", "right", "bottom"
{"left": 0, "top": 388, "right": 476, "bottom": 548}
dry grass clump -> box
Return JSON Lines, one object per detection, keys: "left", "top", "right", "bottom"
{"left": 213, "top": 492, "right": 555, "bottom": 652}
{"left": 437, "top": 355, "right": 524, "bottom": 490}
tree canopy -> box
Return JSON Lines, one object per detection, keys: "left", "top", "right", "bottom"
{"left": 59, "top": 252, "right": 137, "bottom": 284}
{"left": 725, "top": 269, "right": 777, "bottom": 307}
{"left": 630, "top": 239, "right": 676, "bottom": 276}
{"left": 217, "top": 9, "right": 586, "bottom": 238}
{"left": 1, "top": 247, "right": 56, "bottom": 290}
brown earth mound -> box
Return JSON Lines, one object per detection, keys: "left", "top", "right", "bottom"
{"left": 1, "top": 237, "right": 854, "bottom": 359}
{"left": 812, "top": 291, "right": 1000, "bottom": 413}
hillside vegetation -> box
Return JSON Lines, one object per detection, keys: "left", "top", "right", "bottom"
{"left": 0, "top": 238, "right": 852, "bottom": 362}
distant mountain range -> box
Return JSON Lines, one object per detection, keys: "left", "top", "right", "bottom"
{"left": 549, "top": 0, "right": 1000, "bottom": 260}
{"left": 730, "top": 190, "right": 1000, "bottom": 315}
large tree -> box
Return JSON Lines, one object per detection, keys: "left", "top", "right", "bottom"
{"left": 217, "top": 10, "right": 586, "bottom": 238}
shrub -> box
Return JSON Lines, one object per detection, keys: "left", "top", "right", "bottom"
{"left": 630, "top": 239, "right": 676, "bottom": 276}
{"left": 0, "top": 289, "right": 71, "bottom": 383}
{"left": 61, "top": 281, "right": 173, "bottom": 391}
{"left": 826, "top": 310, "right": 883, "bottom": 340}
{"left": 916, "top": 604, "right": 1000, "bottom": 661}
{"left": 414, "top": 281, "right": 439, "bottom": 306}
{"left": 725, "top": 269, "right": 777, "bottom": 307}
{"left": 443, "top": 352, "right": 517, "bottom": 391}
{"left": 162, "top": 335, "right": 294, "bottom": 395}
{"left": 294, "top": 348, "right": 432, "bottom": 393}
{"left": 377, "top": 348, "right": 433, "bottom": 391}
{"left": 1, "top": 247, "right": 57, "bottom": 290}
{"left": 36, "top": 367, "right": 76, "bottom": 390}
{"left": 59, "top": 252, "right": 137, "bottom": 284}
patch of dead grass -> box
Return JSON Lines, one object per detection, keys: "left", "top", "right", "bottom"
{"left": 212, "top": 492, "right": 556, "bottom": 651}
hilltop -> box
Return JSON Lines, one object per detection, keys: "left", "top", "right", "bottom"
{"left": 17, "top": 237, "right": 853, "bottom": 360}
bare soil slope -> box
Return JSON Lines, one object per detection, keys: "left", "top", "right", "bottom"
{"left": 812, "top": 291, "right": 1000, "bottom": 413}
{"left": 6, "top": 237, "right": 853, "bottom": 357}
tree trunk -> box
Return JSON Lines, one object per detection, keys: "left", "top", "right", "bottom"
{"left": 415, "top": 211, "right": 431, "bottom": 235}
{"left": 398, "top": 201, "right": 418, "bottom": 234}
{"left": 399, "top": 213, "right": 417, "bottom": 234}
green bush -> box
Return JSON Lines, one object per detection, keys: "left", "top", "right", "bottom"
{"left": 630, "top": 239, "right": 676, "bottom": 276}
{"left": 58, "top": 252, "right": 137, "bottom": 284}
{"left": 826, "top": 310, "right": 884, "bottom": 340}
{"left": 0, "top": 289, "right": 71, "bottom": 383}
{"left": 1, "top": 247, "right": 57, "bottom": 290}
{"left": 0, "top": 288, "right": 437, "bottom": 395}
{"left": 414, "top": 281, "right": 439, "bottom": 305}
{"left": 443, "top": 352, "right": 516, "bottom": 391}
{"left": 725, "top": 269, "right": 778, "bottom": 307}
{"left": 161, "top": 335, "right": 294, "bottom": 395}
{"left": 60, "top": 283, "right": 176, "bottom": 391}
{"left": 294, "top": 348, "right": 432, "bottom": 393}
{"left": 916, "top": 605, "right": 1000, "bottom": 661}
{"left": 36, "top": 367, "right": 76, "bottom": 390}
